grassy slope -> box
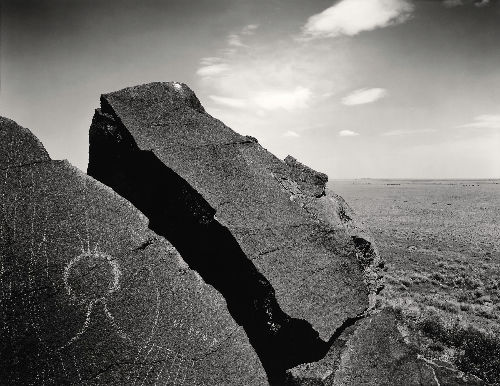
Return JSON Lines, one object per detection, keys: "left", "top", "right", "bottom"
{"left": 332, "top": 179, "right": 500, "bottom": 384}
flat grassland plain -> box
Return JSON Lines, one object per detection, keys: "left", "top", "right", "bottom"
{"left": 332, "top": 179, "right": 500, "bottom": 384}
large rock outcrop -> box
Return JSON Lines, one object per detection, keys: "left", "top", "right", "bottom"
{"left": 87, "top": 82, "right": 383, "bottom": 382}
{"left": 0, "top": 117, "right": 266, "bottom": 385}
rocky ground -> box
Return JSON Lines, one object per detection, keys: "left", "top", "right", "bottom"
{"left": 333, "top": 179, "right": 500, "bottom": 385}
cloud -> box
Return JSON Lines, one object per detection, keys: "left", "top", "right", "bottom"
{"left": 283, "top": 130, "right": 300, "bottom": 137}
{"left": 443, "top": 0, "right": 463, "bottom": 7}
{"left": 197, "top": 25, "right": 260, "bottom": 78}
{"left": 209, "top": 95, "right": 247, "bottom": 108}
{"left": 253, "top": 87, "right": 312, "bottom": 111}
{"left": 475, "top": 0, "right": 490, "bottom": 7}
{"left": 301, "top": 0, "right": 414, "bottom": 39}
{"left": 442, "top": 0, "right": 491, "bottom": 7}
{"left": 458, "top": 115, "right": 500, "bottom": 129}
{"left": 339, "top": 130, "right": 360, "bottom": 137}
{"left": 242, "top": 24, "right": 259, "bottom": 35}
{"left": 196, "top": 21, "right": 349, "bottom": 134}
{"left": 382, "top": 129, "right": 436, "bottom": 136}
{"left": 227, "top": 34, "right": 244, "bottom": 47}
{"left": 341, "top": 88, "right": 387, "bottom": 106}
{"left": 196, "top": 63, "right": 230, "bottom": 77}
{"left": 200, "top": 57, "right": 223, "bottom": 66}
{"left": 227, "top": 24, "right": 259, "bottom": 47}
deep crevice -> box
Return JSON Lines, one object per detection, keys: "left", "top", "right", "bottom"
{"left": 87, "top": 100, "right": 331, "bottom": 384}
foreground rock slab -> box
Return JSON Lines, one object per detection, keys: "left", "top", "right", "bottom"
{"left": 0, "top": 118, "right": 266, "bottom": 385}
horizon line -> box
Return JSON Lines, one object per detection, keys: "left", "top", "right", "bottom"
{"left": 329, "top": 178, "right": 500, "bottom": 181}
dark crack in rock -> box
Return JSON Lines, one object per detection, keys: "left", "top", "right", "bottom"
{"left": 87, "top": 82, "right": 377, "bottom": 382}
{"left": 0, "top": 117, "right": 267, "bottom": 385}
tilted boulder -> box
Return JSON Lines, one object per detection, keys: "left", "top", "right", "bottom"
{"left": 0, "top": 117, "right": 266, "bottom": 385}
{"left": 87, "top": 82, "right": 383, "bottom": 382}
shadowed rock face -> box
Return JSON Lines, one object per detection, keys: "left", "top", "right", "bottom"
{"left": 0, "top": 118, "right": 267, "bottom": 385}
{"left": 87, "top": 82, "right": 381, "bottom": 381}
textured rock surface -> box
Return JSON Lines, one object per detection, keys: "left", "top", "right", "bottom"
{"left": 0, "top": 116, "right": 50, "bottom": 167}
{"left": 307, "top": 192, "right": 384, "bottom": 304}
{"left": 286, "top": 310, "right": 484, "bottom": 385}
{"left": 87, "top": 82, "right": 383, "bottom": 381}
{"left": 283, "top": 155, "right": 328, "bottom": 198}
{"left": 0, "top": 118, "right": 266, "bottom": 385}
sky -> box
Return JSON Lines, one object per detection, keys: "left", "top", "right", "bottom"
{"left": 1, "top": 0, "right": 499, "bottom": 179}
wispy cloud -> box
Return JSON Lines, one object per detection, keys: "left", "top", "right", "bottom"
{"left": 341, "top": 88, "right": 387, "bottom": 106}
{"left": 227, "top": 34, "right": 244, "bottom": 47}
{"left": 301, "top": 0, "right": 414, "bottom": 40}
{"left": 458, "top": 115, "right": 500, "bottom": 129}
{"left": 253, "top": 87, "right": 312, "bottom": 111}
{"left": 200, "top": 57, "right": 223, "bottom": 66}
{"left": 197, "top": 24, "right": 259, "bottom": 80}
{"left": 382, "top": 129, "right": 436, "bottom": 136}
{"left": 339, "top": 130, "right": 360, "bottom": 137}
{"left": 209, "top": 95, "right": 247, "bottom": 108}
{"left": 195, "top": 19, "right": 351, "bottom": 141}
{"left": 196, "top": 22, "right": 325, "bottom": 114}
{"left": 225, "top": 24, "right": 259, "bottom": 47}
{"left": 443, "top": 0, "right": 491, "bottom": 7}
{"left": 443, "top": 0, "right": 463, "bottom": 7}
{"left": 283, "top": 130, "right": 300, "bottom": 138}
{"left": 242, "top": 24, "right": 259, "bottom": 35}
{"left": 196, "top": 63, "right": 230, "bottom": 77}
{"left": 475, "top": 0, "right": 490, "bottom": 7}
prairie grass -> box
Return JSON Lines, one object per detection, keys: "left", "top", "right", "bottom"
{"left": 332, "top": 179, "right": 500, "bottom": 384}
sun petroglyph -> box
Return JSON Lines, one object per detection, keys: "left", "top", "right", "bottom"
{"left": 60, "top": 247, "right": 129, "bottom": 349}
{"left": 63, "top": 251, "right": 121, "bottom": 304}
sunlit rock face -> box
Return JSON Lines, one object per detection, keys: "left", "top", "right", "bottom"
{"left": 0, "top": 117, "right": 266, "bottom": 385}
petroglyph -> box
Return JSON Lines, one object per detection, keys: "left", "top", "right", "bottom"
{"left": 60, "top": 249, "right": 128, "bottom": 348}
{"left": 60, "top": 248, "right": 137, "bottom": 350}
{"left": 63, "top": 251, "right": 121, "bottom": 304}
